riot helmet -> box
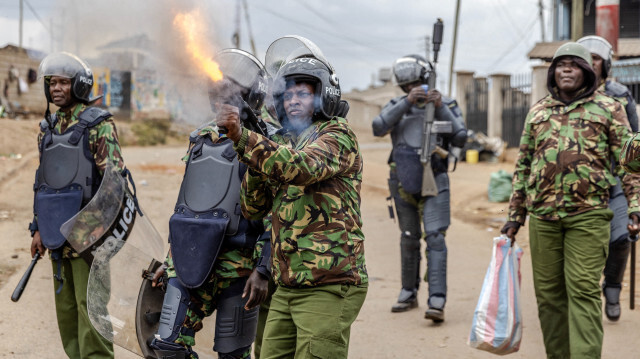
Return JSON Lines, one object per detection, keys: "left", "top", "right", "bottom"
{"left": 265, "top": 35, "right": 341, "bottom": 121}
{"left": 209, "top": 49, "right": 268, "bottom": 114}
{"left": 577, "top": 35, "right": 613, "bottom": 79}
{"left": 393, "top": 54, "right": 432, "bottom": 92}
{"left": 38, "top": 52, "right": 96, "bottom": 104}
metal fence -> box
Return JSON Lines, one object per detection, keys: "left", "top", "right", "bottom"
{"left": 501, "top": 73, "right": 531, "bottom": 148}
{"left": 465, "top": 78, "right": 488, "bottom": 134}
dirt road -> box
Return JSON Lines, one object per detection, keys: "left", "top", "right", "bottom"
{"left": 1, "top": 119, "right": 638, "bottom": 358}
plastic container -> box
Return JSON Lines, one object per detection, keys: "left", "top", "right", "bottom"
{"left": 466, "top": 149, "right": 479, "bottom": 164}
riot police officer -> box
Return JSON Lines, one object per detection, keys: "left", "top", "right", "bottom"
{"left": 148, "top": 49, "right": 271, "bottom": 359}
{"left": 31, "top": 52, "right": 122, "bottom": 358}
{"left": 578, "top": 35, "right": 640, "bottom": 322}
{"left": 372, "top": 54, "right": 467, "bottom": 322}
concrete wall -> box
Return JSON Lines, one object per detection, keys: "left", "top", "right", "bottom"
{"left": 342, "top": 82, "right": 404, "bottom": 133}
{"left": 0, "top": 45, "right": 46, "bottom": 116}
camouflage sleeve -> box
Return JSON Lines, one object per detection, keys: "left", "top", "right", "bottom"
{"left": 240, "top": 168, "right": 273, "bottom": 221}
{"left": 507, "top": 110, "right": 535, "bottom": 224}
{"left": 610, "top": 102, "right": 640, "bottom": 214}
{"left": 90, "top": 118, "right": 125, "bottom": 175}
{"left": 235, "top": 123, "right": 359, "bottom": 186}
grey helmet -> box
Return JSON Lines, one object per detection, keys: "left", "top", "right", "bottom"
{"left": 38, "top": 52, "right": 97, "bottom": 104}
{"left": 577, "top": 35, "right": 613, "bottom": 79}
{"left": 265, "top": 35, "right": 341, "bottom": 121}
{"left": 393, "top": 54, "right": 432, "bottom": 92}
{"left": 209, "top": 48, "right": 268, "bottom": 114}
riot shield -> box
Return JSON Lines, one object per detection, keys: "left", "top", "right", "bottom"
{"left": 62, "top": 165, "right": 166, "bottom": 357}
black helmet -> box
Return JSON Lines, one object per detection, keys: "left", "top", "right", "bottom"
{"left": 393, "top": 54, "right": 432, "bottom": 92}
{"left": 209, "top": 49, "right": 268, "bottom": 113}
{"left": 38, "top": 52, "right": 96, "bottom": 104}
{"left": 265, "top": 36, "right": 341, "bottom": 121}
{"left": 577, "top": 35, "right": 613, "bottom": 79}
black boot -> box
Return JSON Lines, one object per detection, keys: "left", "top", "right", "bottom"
{"left": 603, "top": 282, "right": 622, "bottom": 322}
{"left": 424, "top": 295, "right": 445, "bottom": 323}
{"left": 391, "top": 288, "right": 418, "bottom": 312}
{"left": 603, "top": 241, "right": 631, "bottom": 322}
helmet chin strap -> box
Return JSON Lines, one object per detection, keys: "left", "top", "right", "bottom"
{"left": 44, "top": 102, "right": 54, "bottom": 129}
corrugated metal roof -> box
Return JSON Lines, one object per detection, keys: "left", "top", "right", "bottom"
{"left": 528, "top": 38, "right": 640, "bottom": 61}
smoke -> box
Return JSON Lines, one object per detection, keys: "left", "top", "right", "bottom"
{"left": 52, "top": 0, "right": 234, "bottom": 124}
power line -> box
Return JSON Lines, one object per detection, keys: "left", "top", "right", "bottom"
{"left": 24, "top": 0, "right": 50, "bottom": 34}
{"left": 486, "top": 14, "right": 538, "bottom": 71}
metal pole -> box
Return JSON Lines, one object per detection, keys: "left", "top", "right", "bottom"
{"left": 631, "top": 240, "right": 636, "bottom": 310}
{"left": 241, "top": 0, "right": 257, "bottom": 56}
{"left": 448, "top": 0, "right": 461, "bottom": 97}
{"left": 571, "top": 0, "right": 584, "bottom": 41}
{"left": 19, "top": 0, "right": 23, "bottom": 49}
{"left": 538, "top": 0, "right": 546, "bottom": 42}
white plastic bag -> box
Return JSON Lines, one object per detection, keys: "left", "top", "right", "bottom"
{"left": 468, "top": 235, "right": 523, "bottom": 355}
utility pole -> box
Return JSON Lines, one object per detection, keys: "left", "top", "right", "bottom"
{"left": 232, "top": 0, "right": 241, "bottom": 48}
{"left": 241, "top": 0, "right": 257, "bottom": 56}
{"left": 538, "top": 0, "right": 545, "bottom": 42}
{"left": 571, "top": 0, "right": 584, "bottom": 41}
{"left": 448, "top": 0, "right": 461, "bottom": 97}
{"left": 19, "top": 0, "right": 23, "bottom": 49}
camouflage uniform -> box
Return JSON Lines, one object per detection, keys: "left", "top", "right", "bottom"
{"left": 508, "top": 76, "right": 640, "bottom": 357}
{"left": 235, "top": 117, "right": 368, "bottom": 358}
{"left": 161, "top": 125, "right": 267, "bottom": 359}
{"left": 35, "top": 103, "right": 123, "bottom": 359}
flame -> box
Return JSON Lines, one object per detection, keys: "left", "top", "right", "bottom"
{"left": 173, "top": 11, "right": 223, "bottom": 82}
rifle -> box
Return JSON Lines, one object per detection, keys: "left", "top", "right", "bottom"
{"left": 11, "top": 251, "right": 40, "bottom": 302}
{"left": 420, "top": 18, "right": 444, "bottom": 196}
{"left": 212, "top": 79, "right": 269, "bottom": 138}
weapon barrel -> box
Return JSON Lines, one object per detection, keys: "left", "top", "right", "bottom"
{"left": 11, "top": 251, "right": 40, "bottom": 302}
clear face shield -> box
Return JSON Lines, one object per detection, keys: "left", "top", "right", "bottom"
{"left": 209, "top": 49, "right": 267, "bottom": 112}
{"left": 264, "top": 35, "right": 334, "bottom": 78}
{"left": 37, "top": 52, "right": 91, "bottom": 81}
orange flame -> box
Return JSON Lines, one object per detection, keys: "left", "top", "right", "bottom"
{"left": 173, "top": 11, "right": 223, "bottom": 82}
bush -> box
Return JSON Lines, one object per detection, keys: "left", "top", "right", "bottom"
{"left": 130, "top": 117, "right": 172, "bottom": 146}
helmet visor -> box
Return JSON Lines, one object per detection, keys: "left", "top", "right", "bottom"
{"left": 217, "top": 49, "right": 265, "bottom": 89}
{"left": 393, "top": 58, "right": 425, "bottom": 86}
{"left": 38, "top": 52, "right": 91, "bottom": 80}
{"left": 265, "top": 36, "right": 333, "bottom": 77}
{"left": 577, "top": 37, "right": 613, "bottom": 61}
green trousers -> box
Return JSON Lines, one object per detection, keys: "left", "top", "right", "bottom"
{"left": 529, "top": 209, "right": 612, "bottom": 359}
{"left": 260, "top": 283, "right": 368, "bottom": 359}
{"left": 52, "top": 257, "right": 114, "bottom": 359}
{"left": 254, "top": 277, "right": 277, "bottom": 359}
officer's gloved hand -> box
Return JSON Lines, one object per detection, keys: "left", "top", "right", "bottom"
{"left": 628, "top": 212, "right": 640, "bottom": 236}
{"left": 501, "top": 221, "right": 521, "bottom": 244}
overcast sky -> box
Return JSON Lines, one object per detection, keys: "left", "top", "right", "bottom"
{"left": 0, "top": 0, "right": 550, "bottom": 94}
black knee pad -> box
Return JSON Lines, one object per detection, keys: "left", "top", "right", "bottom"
{"left": 213, "top": 279, "right": 259, "bottom": 354}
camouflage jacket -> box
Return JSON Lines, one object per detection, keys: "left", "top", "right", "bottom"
{"left": 235, "top": 117, "right": 368, "bottom": 288}
{"left": 508, "top": 93, "right": 640, "bottom": 223}
{"left": 165, "top": 123, "right": 265, "bottom": 280}
{"left": 36, "top": 103, "right": 125, "bottom": 259}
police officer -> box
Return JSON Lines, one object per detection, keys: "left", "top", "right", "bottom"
{"left": 216, "top": 36, "right": 367, "bottom": 359}
{"left": 148, "top": 49, "right": 271, "bottom": 359}
{"left": 372, "top": 55, "right": 467, "bottom": 322}
{"left": 577, "top": 35, "right": 640, "bottom": 322}
{"left": 30, "top": 52, "right": 122, "bottom": 358}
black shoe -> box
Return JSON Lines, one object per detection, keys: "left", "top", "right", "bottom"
{"left": 424, "top": 307, "right": 444, "bottom": 323}
{"left": 391, "top": 288, "right": 418, "bottom": 312}
{"left": 603, "top": 283, "right": 622, "bottom": 322}
{"left": 425, "top": 295, "right": 445, "bottom": 323}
